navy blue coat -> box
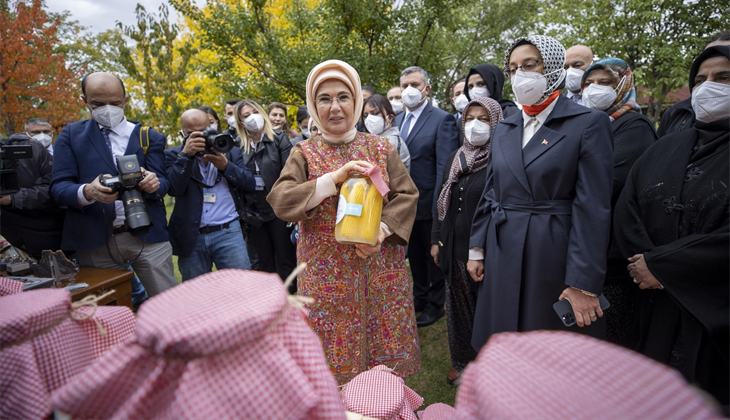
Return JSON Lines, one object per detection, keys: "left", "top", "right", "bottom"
{"left": 469, "top": 96, "right": 614, "bottom": 350}
{"left": 394, "top": 101, "right": 460, "bottom": 220}
{"left": 50, "top": 119, "right": 170, "bottom": 251}
{"left": 164, "top": 145, "right": 255, "bottom": 258}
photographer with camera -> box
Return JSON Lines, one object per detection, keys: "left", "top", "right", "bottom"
{"left": 165, "top": 109, "right": 256, "bottom": 281}
{"left": 1, "top": 119, "right": 65, "bottom": 260}
{"left": 50, "top": 72, "right": 177, "bottom": 297}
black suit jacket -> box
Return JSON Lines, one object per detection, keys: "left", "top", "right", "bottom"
{"left": 394, "top": 101, "right": 459, "bottom": 220}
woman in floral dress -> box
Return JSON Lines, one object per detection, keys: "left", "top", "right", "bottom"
{"left": 268, "top": 60, "right": 421, "bottom": 384}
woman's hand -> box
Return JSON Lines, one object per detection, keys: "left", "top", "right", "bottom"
{"left": 559, "top": 287, "right": 603, "bottom": 327}
{"left": 467, "top": 260, "right": 484, "bottom": 282}
{"left": 430, "top": 244, "right": 440, "bottom": 267}
{"left": 354, "top": 228, "right": 386, "bottom": 258}
{"left": 628, "top": 254, "right": 664, "bottom": 290}
{"left": 330, "top": 160, "right": 373, "bottom": 185}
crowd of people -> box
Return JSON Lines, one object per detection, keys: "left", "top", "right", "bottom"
{"left": 1, "top": 30, "right": 728, "bottom": 412}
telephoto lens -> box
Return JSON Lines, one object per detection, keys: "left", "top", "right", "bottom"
{"left": 121, "top": 188, "right": 151, "bottom": 236}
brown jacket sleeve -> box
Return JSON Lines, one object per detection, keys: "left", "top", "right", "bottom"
{"left": 267, "top": 144, "right": 321, "bottom": 222}
{"left": 382, "top": 149, "right": 419, "bottom": 246}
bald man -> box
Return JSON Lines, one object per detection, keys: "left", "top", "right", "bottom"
{"left": 564, "top": 45, "right": 594, "bottom": 105}
{"left": 165, "top": 109, "right": 256, "bottom": 281}
{"left": 50, "top": 72, "right": 178, "bottom": 297}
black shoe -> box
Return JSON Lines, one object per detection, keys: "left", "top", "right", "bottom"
{"left": 414, "top": 300, "right": 427, "bottom": 313}
{"left": 416, "top": 304, "right": 445, "bottom": 327}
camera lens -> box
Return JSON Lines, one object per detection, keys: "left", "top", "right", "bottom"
{"left": 211, "top": 133, "right": 234, "bottom": 154}
{"left": 121, "top": 189, "right": 151, "bottom": 236}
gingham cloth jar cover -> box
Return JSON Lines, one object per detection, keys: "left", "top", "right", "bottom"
{"left": 453, "top": 330, "right": 725, "bottom": 420}
{"left": 50, "top": 269, "right": 347, "bottom": 420}
{"left": 341, "top": 364, "right": 424, "bottom": 420}
{"left": 0, "top": 288, "right": 136, "bottom": 419}
{"left": 0, "top": 277, "right": 23, "bottom": 296}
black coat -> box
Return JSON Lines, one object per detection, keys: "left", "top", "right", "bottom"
{"left": 431, "top": 150, "right": 487, "bottom": 281}
{"left": 469, "top": 96, "right": 614, "bottom": 350}
{"left": 656, "top": 98, "right": 694, "bottom": 138}
{"left": 613, "top": 124, "right": 729, "bottom": 405}
{"left": 606, "top": 112, "right": 657, "bottom": 282}
{"left": 240, "top": 130, "right": 292, "bottom": 222}
{"left": 0, "top": 134, "right": 65, "bottom": 258}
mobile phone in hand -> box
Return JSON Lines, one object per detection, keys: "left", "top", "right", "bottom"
{"left": 553, "top": 294, "right": 610, "bottom": 327}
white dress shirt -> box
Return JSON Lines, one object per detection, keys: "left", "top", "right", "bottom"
{"left": 77, "top": 118, "right": 135, "bottom": 227}
{"left": 566, "top": 90, "right": 583, "bottom": 106}
{"left": 401, "top": 99, "right": 429, "bottom": 139}
{"left": 521, "top": 96, "right": 560, "bottom": 148}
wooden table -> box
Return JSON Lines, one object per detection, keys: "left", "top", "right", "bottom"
{"left": 57, "top": 266, "right": 134, "bottom": 311}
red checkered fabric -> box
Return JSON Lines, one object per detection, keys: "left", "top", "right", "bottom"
{"left": 417, "top": 403, "right": 456, "bottom": 420}
{"left": 50, "top": 269, "right": 346, "bottom": 420}
{"left": 0, "top": 277, "right": 23, "bottom": 296}
{"left": 454, "top": 331, "right": 724, "bottom": 420}
{"left": 341, "top": 365, "right": 424, "bottom": 420}
{"left": 0, "top": 288, "right": 135, "bottom": 420}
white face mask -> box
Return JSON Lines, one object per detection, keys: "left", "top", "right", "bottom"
{"left": 692, "top": 81, "right": 730, "bottom": 123}
{"left": 453, "top": 94, "right": 469, "bottom": 113}
{"left": 244, "top": 113, "right": 265, "bottom": 132}
{"left": 565, "top": 68, "right": 585, "bottom": 93}
{"left": 210, "top": 123, "right": 218, "bottom": 131}
{"left": 511, "top": 71, "right": 548, "bottom": 106}
{"left": 364, "top": 114, "right": 387, "bottom": 135}
{"left": 90, "top": 104, "right": 125, "bottom": 128}
{"left": 401, "top": 85, "right": 427, "bottom": 108}
{"left": 582, "top": 84, "right": 618, "bottom": 111}
{"left": 227, "top": 115, "right": 236, "bottom": 127}
{"left": 31, "top": 133, "right": 53, "bottom": 148}
{"left": 464, "top": 120, "right": 491, "bottom": 146}
{"left": 469, "top": 87, "right": 490, "bottom": 99}
{"left": 301, "top": 127, "right": 311, "bottom": 138}
{"left": 390, "top": 100, "right": 404, "bottom": 114}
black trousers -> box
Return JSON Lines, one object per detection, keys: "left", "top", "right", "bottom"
{"left": 408, "top": 218, "right": 445, "bottom": 308}
{"left": 248, "top": 217, "right": 297, "bottom": 281}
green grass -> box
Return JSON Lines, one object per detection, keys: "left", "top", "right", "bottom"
{"left": 164, "top": 198, "right": 456, "bottom": 407}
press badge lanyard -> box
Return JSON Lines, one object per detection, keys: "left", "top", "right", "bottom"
{"left": 250, "top": 141, "right": 265, "bottom": 191}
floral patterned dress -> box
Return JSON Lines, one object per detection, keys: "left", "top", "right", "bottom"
{"left": 271, "top": 132, "right": 421, "bottom": 384}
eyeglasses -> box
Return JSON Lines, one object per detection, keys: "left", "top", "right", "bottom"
{"left": 316, "top": 94, "right": 353, "bottom": 107}
{"left": 505, "top": 60, "right": 543, "bottom": 78}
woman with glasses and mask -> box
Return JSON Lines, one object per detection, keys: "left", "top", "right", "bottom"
{"left": 580, "top": 58, "right": 657, "bottom": 345}
{"left": 431, "top": 96, "right": 503, "bottom": 386}
{"left": 362, "top": 94, "right": 411, "bottom": 173}
{"left": 233, "top": 100, "right": 297, "bottom": 282}
{"left": 268, "top": 60, "right": 421, "bottom": 385}
{"left": 614, "top": 45, "right": 729, "bottom": 408}
{"left": 468, "top": 35, "right": 614, "bottom": 352}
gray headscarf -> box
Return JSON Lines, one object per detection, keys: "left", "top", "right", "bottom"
{"left": 504, "top": 35, "right": 567, "bottom": 104}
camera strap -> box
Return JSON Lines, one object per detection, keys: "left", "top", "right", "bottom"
{"left": 139, "top": 126, "right": 150, "bottom": 155}
{"left": 102, "top": 205, "right": 146, "bottom": 267}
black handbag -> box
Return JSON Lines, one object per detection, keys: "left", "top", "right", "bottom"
{"left": 240, "top": 205, "right": 265, "bottom": 228}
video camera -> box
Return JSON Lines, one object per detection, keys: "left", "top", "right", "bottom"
{"left": 98, "top": 155, "right": 151, "bottom": 236}
{"left": 0, "top": 143, "right": 33, "bottom": 196}
{"left": 195, "top": 127, "right": 235, "bottom": 156}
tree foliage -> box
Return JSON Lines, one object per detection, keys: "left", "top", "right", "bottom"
{"left": 170, "top": 0, "right": 537, "bottom": 108}
{"left": 0, "top": 0, "right": 80, "bottom": 136}
{"left": 542, "top": 0, "right": 730, "bottom": 123}
{"left": 116, "top": 3, "right": 198, "bottom": 137}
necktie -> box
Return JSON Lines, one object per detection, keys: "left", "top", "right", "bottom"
{"left": 401, "top": 113, "right": 414, "bottom": 142}
{"left": 572, "top": 94, "right": 581, "bottom": 103}
{"left": 101, "top": 128, "right": 116, "bottom": 161}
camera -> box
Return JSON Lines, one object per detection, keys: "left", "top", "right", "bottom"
{"left": 0, "top": 143, "right": 33, "bottom": 196}
{"left": 196, "top": 127, "right": 234, "bottom": 156}
{"left": 98, "top": 155, "right": 151, "bottom": 236}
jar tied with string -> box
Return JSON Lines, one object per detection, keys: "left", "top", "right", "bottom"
{"left": 335, "top": 172, "right": 386, "bottom": 246}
